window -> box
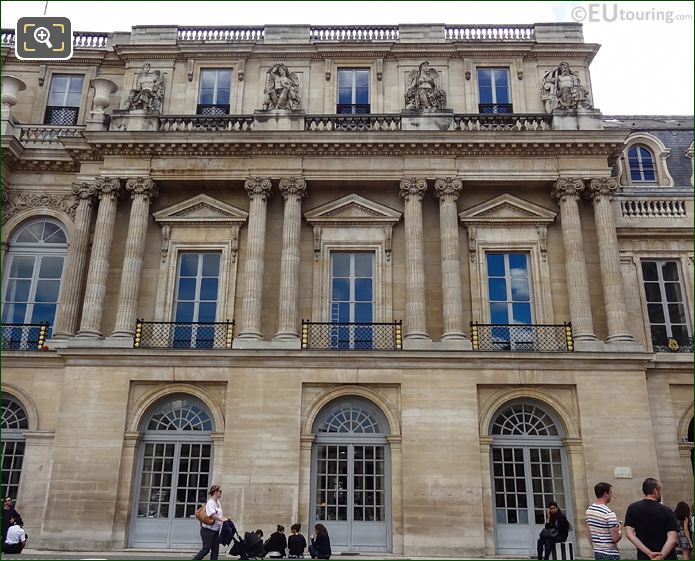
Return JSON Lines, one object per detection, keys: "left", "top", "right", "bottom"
{"left": 2, "top": 219, "right": 67, "bottom": 339}
{"left": 197, "top": 69, "right": 232, "bottom": 115}
{"left": 487, "top": 253, "right": 533, "bottom": 350}
{"left": 641, "top": 260, "right": 691, "bottom": 348}
{"left": 44, "top": 74, "right": 84, "bottom": 125}
{"left": 628, "top": 145, "right": 657, "bottom": 183}
{"left": 330, "top": 252, "right": 374, "bottom": 349}
{"left": 477, "top": 68, "right": 511, "bottom": 113}
{"left": 337, "top": 69, "right": 370, "bottom": 114}
{"left": 173, "top": 252, "right": 221, "bottom": 348}
{"left": 1, "top": 394, "right": 28, "bottom": 500}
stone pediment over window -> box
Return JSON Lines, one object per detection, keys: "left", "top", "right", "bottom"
{"left": 458, "top": 194, "right": 557, "bottom": 227}
{"left": 153, "top": 194, "right": 249, "bottom": 227}
{"left": 304, "top": 194, "right": 402, "bottom": 228}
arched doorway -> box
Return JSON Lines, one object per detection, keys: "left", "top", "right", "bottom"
{"left": 130, "top": 394, "right": 214, "bottom": 548}
{"left": 490, "top": 401, "right": 573, "bottom": 556}
{"left": 310, "top": 397, "right": 391, "bottom": 552}
{"left": 1, "top": 394, "right": 28, "bottom": 499}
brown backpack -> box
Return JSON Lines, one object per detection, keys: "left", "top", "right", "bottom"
{"left": 195, "top": 504, "right": 215, "bottom": 526}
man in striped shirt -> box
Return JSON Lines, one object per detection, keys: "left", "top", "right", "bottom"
{"left": 586, "top": 481, "right": 622, "bottom": 560}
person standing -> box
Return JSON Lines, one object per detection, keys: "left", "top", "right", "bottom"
{"left": 673, "top": 502, "right": 693, "bottom": 560}
{"left": 193, "top": 485, "right": 229, "bottom": 561}
{"left": 1, "top": 498, "right": 23, "bottom": 545}
{"left": 624, "top": 478, "right": 678, "bottom": 560}
{"left": 308, "top": 524, "right": 331, "bottom": 560}
{"left": 288, "top": 523, "right": 307, "bottom": 559}
{"left": 586, "top": 482, "right": 622, "bottom": 560}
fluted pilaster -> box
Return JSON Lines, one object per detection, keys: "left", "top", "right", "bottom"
{"left": 53, "top": 182, "right": 96, "bottom": 338}
{"left": 434, "top": 178, "right": 466, "bottom": 340}
{"left": 551, "top": 178, "right": 597, "bottom": 341}
{"left": 112, "top": 178, "right": 158, "bottom": 337}
{"left": 238, "top": 177, "right": 272, "bottom": 339}
{"left": 77, "top": 177, "right": 121, "bottom": 337}
{"left": 275, "top": 177, "right": 307, "bottom": 340}
{"left": 399, "top": 178, "right": 429, "bottom": 339}
{"left": 589, "top": 178, "right": 634, "bottom": 342}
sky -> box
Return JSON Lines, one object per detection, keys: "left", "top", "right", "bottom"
{"left": 1, "top": 0, "right": 693, "bottom": 115}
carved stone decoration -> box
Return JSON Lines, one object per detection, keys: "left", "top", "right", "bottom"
{"left": 94, "top": 176, "right": 122, "bottom": 200}
{"left": 262, "top": 63, "right": 302, "bottom": 111}
{"left": 434, "top": 177, "right": 463, "bottom": 200}
{"left": 399, "top": 177, "right": 428, "bottom": 201}
{"left": 588, "top": 177, "right": 618, "bottom": 201}
{"left": 125, "top": 177, "right": 159, "bottom": 200}
{"left": 244, "top": 177, "right": 272, "bottom": 201}
{"left": 278, "top": 177, "right": 307, "bottom": 199}
{"left": 123, "top": 63, "right": 165, "bottom": 113}
{"left": 551, "top": 177, "right": 585, "bottom": 201}
{"left": 1, "top": 190, "right": 79, "bottom": 225}
{"left": 160, "top": 224, "right": 171, "bottom": 263}
{"left": 540, "top": 62, "right": 592, "bottom": 113}
{"left": 404, "top": 62, "right": 447, "bottom": 111}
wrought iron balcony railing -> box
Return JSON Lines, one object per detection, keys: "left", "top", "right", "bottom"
{"left": 133, "top": 320, "right": 234, "bottom": 349}
{"left": 470, "top": 322, "right": 573, "bottom": 352}
{"left": 478, "top": 103, "right": 513, "bottom": 114}
{"left": 337, "top": 104, "right": 371, "bottom": 115}
{"left": 1, "top": 322, "right": 49, "bottom": 351}
{"left": 196, "top": 103, "right": 231, "bottom": 116}
{"left": 44, "top": 106, "right": 80, "bottom": 126}
{"left": 301, "top": 320, "right": 402, "bottom": 351}
{"left": 652, "top": 337, "right": 693, "bottom": 353}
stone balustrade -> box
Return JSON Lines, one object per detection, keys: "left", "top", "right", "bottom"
{"left": 453, "top": 114, "right": 551, "bottom": 131}
{"left": 619, "top": 198, "right": 687, "bottom": 218}
{"left": 177, "top": 26, "right": 264, "bottom": 41}
{"left": 445, "top": 24, "right": 535, "bottom": 41}
{"left": 310, "top": 25, "right": 399, "bottom": 42}
{"left": 1, "top": 30, "right": 107, "bottom": 47}
{"left": 159, "top": 115, "right": 254, "bottom": 132}
{"left": 305, "top": 114, "right": 401, "bottom": 132}
{"left": 17, "top": 125, "right": 84, "bottom": 144}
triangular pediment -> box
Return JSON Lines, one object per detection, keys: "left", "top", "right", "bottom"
{"left": 304, "top": 194, "right": 402, "bottom": 226}
{"left": 153, "top": 194, "right": 248, "bottom": 226}
{"left": 459, "top": 194, "right": 557, "bottom": 226}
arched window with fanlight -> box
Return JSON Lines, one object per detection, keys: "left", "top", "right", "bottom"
{"left": 1, "top": 394, "right": 29, "bottom": 500}
{"left": 628, "top": 145, "right": 657, "bottom": 183}
{"left": 2, "top": 219, "right": 68, "bottom": 339}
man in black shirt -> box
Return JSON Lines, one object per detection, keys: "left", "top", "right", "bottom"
{"left": 625, "top": 478, "right": 678, "bottom": 560}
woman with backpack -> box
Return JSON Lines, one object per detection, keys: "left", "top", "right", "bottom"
{"left": 193, "top": 485, "right": 230, "bottom": 560}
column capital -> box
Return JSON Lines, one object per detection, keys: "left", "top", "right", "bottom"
{"left": 588, "top": 177, "right": 618, "bottom": 202}
{"left": 125, "top": 177, "right": 159, "bottom": 200}
{"left": 551, "top": 177, "right": 585, "bottom": 201}
{"left": 94, "top": 177, "right": 121, "bottom": 200}
{"left": 278, "top": 177, "right": 307, "bottom": 200}
{"left": 244, "top": 177, "right": 272, "bottom": 201}
{"left": 71, "top": 181, "right": 96, "bottom": 201}
{"left": 399, "top": 177, "right": 427, "bottom": 201}
{"left": 434, "top": 177, "right": 463, "bottom": 201}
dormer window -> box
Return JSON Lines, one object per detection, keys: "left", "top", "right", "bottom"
{"left": 628, "top": 145, "right": 657, "bottom": 183}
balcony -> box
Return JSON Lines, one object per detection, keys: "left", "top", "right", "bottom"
{"left": 1, "top": 322, "right": 49, "bottom": 351}
{"left": 652, "top": 336, "right": 693, "bottom": 353}
{"left": 470, "top": 322, "right": 574, "bottom": 352}
{"left": 133, "top": 320, "right": 234, "bottom": 349}
{"left": 301, "top": 320, "right": 402, "bottom": 351}
{"left": 43, "top": 106, "right": 80, "bottom": 126}
{"left": 305, "top": 114, "right": 401, "bottom": 132}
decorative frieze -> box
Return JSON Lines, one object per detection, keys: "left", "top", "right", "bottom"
{"left": 1, "top": 191, "right": 78, "bottom": 225}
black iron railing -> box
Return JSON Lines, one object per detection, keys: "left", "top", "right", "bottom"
{"left": 1, "top": 322, "right": 49, "bottom": 351}
{"left": 196, "top": 103, "right": 230, "bottom": 116}
{"left": 470, "top": 322, "right": 573, "bottom": 352}
{"left": 301, "top": 320, "right": 402, "bottom": 350}
{"left": 44, "top": 106, "right": 80, "bottom": 125}
{"left": 478, "top": 103, "right": 513, "bottom": 114}
{"left": 133, "top": 320, "right": 235, "bottom": 349}
{"left": 337, "top": 104, "right": 371, "bottom": 114}
{"left": 652, "top": 336, "right": 693, "bottom": 353}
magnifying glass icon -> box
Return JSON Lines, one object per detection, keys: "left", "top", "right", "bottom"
{"left": 33, "top": 26, "right": 53, "bottom": 49}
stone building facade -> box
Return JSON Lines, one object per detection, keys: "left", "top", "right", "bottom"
{"left": 1, "top": 23, "right": 693, "bottom": 557}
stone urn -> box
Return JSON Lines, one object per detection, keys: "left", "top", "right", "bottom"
{"left": 89, "top": 77, "right": 118, "bottom": 113}
{"left": 1, "top": 74, "right": 27, "bottom": 110}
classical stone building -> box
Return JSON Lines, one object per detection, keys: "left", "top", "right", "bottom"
{"left": 1, "top": 23, "right": 693, "bottom": 557}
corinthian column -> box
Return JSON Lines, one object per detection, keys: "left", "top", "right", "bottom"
{"left": 589, "top": 178, "right": 634, "bottom": 342}
{"left": 550, "top": 178, "right": 597, "bottom": 341}
{"left": 112, "top": 178, "right": 158, "bottom": 337}
{"left": 53, "top": 182, "right": 96, "bottom": 338}
{"left": 77, "top": 177, "right": 121, "bottom": 337}
{"left": 399, "top": 178, "right": 429, "bottom": 340}
{"left": 237, "top": 177, "right": 272, "bottom": 339}
{"left": 434, "top": 178, "right": 466, "bottom": 341}
{"left": 275, "top": 177, "right": 307, "bottom": 341}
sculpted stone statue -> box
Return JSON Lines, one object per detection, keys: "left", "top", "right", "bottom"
{"left": 124, "top": 63, "right": 165, "bottom": 113}
{"left": 262, "top": 63, "right": 302, "bottom": 111}
{"left": 541, "top": 62, "right": 592, "bottom": 113}
{"left": 404, "top": 61, "right": 447, "bottom": 111}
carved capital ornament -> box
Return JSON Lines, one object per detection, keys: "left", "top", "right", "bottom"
{"left": 399, "top": 178, "right": 427, "bottom": 201}
{"left": 244, "top": 177, "right": 272, "bottom": 201}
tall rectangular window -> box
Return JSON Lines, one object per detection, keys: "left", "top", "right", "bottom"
{"left": 44, "top": 74, "right": 84, "bottom": 125}
{"left": 330, "top": 252, "right": 374, "bottom": 348}
{"left": 173, "top": 252, "right": 220, "bottom": 348}
{"left": 197, "top": 69, "right": 232, "bottom": 115}
{"left": 641, "top": 260, "right": 691, "bottom": 347}
{"left": 337, "top": 69, "right": 370, "bottom": 114}
{"left": 477, "top": 68, "right": 511, "bottom": 114}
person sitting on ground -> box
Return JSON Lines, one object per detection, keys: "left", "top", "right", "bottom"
{"left": 265, "top": 524, "right": 287, "bottom": 558}
{"left": 1, "top": 498, "right": 23, "bottom": 545}
{"left": 3, "top": 521, "right": 27, "bottom": 555}
{"left": 288, "top": 523, "right": 307, "bottom": 559}
{"left": 308, "top": 524, "right": 331, "bottom": 560}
